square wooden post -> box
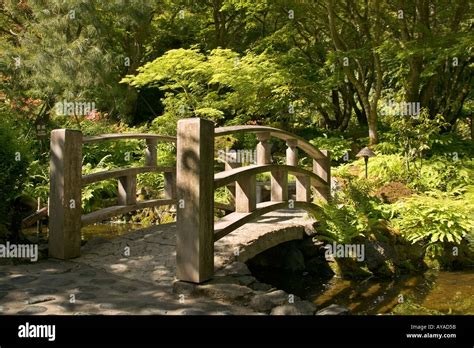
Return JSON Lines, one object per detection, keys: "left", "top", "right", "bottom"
{"left": 271, "top": 168, "right": 288, "bottom": 201}
{"left": 48, "top": 129, "right": 83, "bottom": 260}
{"left": 118, "top": 176, "right": 137, "bottom": 205}
{"left": 235, "top": 175, "right": 256, "bottom": 213}
{"left": 313, "top": 150, "right": 331, "bottom": 202}
{"left": 145, "top": 138, "right": 157, "bottom": 167}
{"left": 164, "top": 171, "right": 176, "bottom": 199}
{"left": 176, "top": 118, "right": 214, "bottom": 283}
{"left": 286, "top": 139, "right": 310, "bottom": 202}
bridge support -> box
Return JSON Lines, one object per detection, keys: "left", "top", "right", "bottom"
{"left": 286, "top": 140, "right": 310, "bottom": 202}
{"left": 176, "top": 118, "right": 215, "bottom": 283}
{"left": 48, "top": 129, "right": 83, "bottom": 260}
{"left": 313, "top": 150, "right": 331, "bottom": 202}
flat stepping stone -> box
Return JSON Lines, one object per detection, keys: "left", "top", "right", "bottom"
{"left": 76, "top": 285, "right": 101, "bottom": 292}
{"left": 78, "top": 271, "right": 96, "bottom": 277}
{"left": 0, "top": 284, "right": 15, "bottom": 291}
{"left": 17, "top": 306, "right": 48, "bottom": 314}
{"left": 91, "top": 278, "right": 117, "bottom": 285}
{"left": 24, "top": 287, "right": 59, "bottom": 295}
{"left": 27, "top": 295, "right": 56, "bottom": 304}
{"left": 10, "top": 275, "right": 38, "bottom": 284}
{"left": 75, "top": 293, "right": 97, "bottom": 301}
{"left": 47, "top": 278, "right": 75, "bottom": 287}
{"left": 110, "top": 284, "right": 137, "bottom": 293}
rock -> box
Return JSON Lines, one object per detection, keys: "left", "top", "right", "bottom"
{"left": 215, "top": 262, "right": 251, "bottom": 277}
{"left": 81, "top": 237, "right": 110, "bottom": 253}
{"left": 172, "top": 281, "right": 197, "bottom": 295}
{"left": 24, "top": 287, "right": 58, "bottom": 295}
{"left": 0, "top": 284, "right": 15, "bottom": 291}
{"left": 10, "top": 275, "right": 38, "bottom": 284}
{"left": 298, "top": 238, "right": 324, "bottom": 259}
{"left": 306, "top": 257, "right": 335, "bottom": 277}
{"left": 111, "top": 284, "right": 137, "bottom": 293}
{"left": 48, "top": 278, "right": 75, "bottom": 287}
{"left": 196, "top": 283, "right": 253, "bottom": 302}
{"left": 236, "top": 275, "right": 256, "bottom": 286}
{"left": 283, "top": 246, "right": 305, "bottom": 272}
{"left": 271, "top": 301, "right": 316, "bottom": 315}
{"left": 75, "top": 293, "right": 97, "bottom": 301}
{"left": 91, "top": 278, "right": 116, "bottom": 285}
{"left": 249, "top": 282, "right": 273, "bottom": 292}
{"left": 249, "top": 290, "right": 289, "bottom": 312}
{"left": 27, "top": 295, "right": 56, "bottom": 304}
{"left": 316, "top": 304, "right": 350, "bottom": 315}
{"left": 17, "top": 305, "right": 48, "bottom": 314}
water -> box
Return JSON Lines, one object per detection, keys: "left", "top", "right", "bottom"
{"left": 249, "top": 268, "right": 474, "bottom": 314}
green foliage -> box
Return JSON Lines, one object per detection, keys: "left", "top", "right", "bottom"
{"left": 390, "top": 188, "right": 474, "bottom": 257}
{"left": 310, "top": 135, "right": 352, "bottom": 162}
{"left": 122, "top": 48, "right": 294, "bottom": 131}
{"left": 313, "top": 179, "right": 386, "bottom": 244}
{"left": 0, "top": 116, "right": 29, "bottom": 223}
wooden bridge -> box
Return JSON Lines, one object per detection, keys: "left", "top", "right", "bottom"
{"left": 46, "top": 118, "right": 331, "bottom": 284}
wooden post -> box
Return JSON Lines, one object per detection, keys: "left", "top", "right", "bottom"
{"left": 286, "top": 139, "right": 310, "bottom": 202}
{"left": 164, "top": 171, "right": 176, "bottom": 199}
{"left": 145, "top": 138, "right": 157, "bottom": 167}
{"left": 48, "top": 129, "right": 83, "bottom": 260}
{"left": 235, "top": 175, "right": 256, "bottom": 213}
{"left": 271, "top": 168, "right": 288, "bottom": 201}
{"left": 118, "top": 175, "right": 137, "bottom": 205}
{"left": 224, "top": 153, "right": 240, "bottom": 207}
{"left": 256, "top": 132, "right": 271, "bottom": 165}
{"left": 176, "top": 118, "right": 214, "bottom": 283}
{"left": 313, "top": 150, "right": 331, "bottom": 202}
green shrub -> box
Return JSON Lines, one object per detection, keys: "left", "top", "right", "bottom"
{"left": 390, "top": 188, "right": 474, "bottom": 257}
{"left": 0, "top": 119, "right": 29, "bottom": 224}
{"left": 312, "top": 179, "right": 387, "bottom": 244}
{"left": 310, "top": 135, "right": 352, "bottom": 162}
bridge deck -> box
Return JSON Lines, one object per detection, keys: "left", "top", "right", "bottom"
{"left": 0, "top": 210, "right": 315, "bottom": 315}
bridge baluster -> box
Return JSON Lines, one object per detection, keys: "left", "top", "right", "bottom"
{"left": 118, "top": 175, "right": 137, "bottom": 205}
{"left": 286, "top": 140, "right": 310, "bottom": 202}
{"left": 145, "top": 138, "right": 157, "bottom": 166}
{"left": 256, "top": 132, "right": 271, "bottom": 165}
{"left": 313, "top": 150, "right": 331, "bottom": 202}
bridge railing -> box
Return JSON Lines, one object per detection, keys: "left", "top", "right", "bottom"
{"left": 175, "top": 118, "right": 330, "bottom": 283}
{"left": 48, "top": 129, "right": 176, "bottom": 259}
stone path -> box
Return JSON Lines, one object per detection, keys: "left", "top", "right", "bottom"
{"left": 0, "top": 210, "right": 323, "bottom": 315}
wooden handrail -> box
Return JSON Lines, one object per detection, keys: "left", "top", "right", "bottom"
{"left": 215, "top": 125, "right": 325, "bottom": 160}
{"left": 214, "top": 164, "right": 327, "bottom": 188}
{"left": 82, "top": 166, "right": 174, "bottom": 186}
{"left": 83, "top": 133, "right": 176, "bottom": 144}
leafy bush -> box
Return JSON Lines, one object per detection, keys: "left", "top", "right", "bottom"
{"left": 312, "top": 179, "right": 387, "bottom": 244}
{"left": 0, "top": 118, "right": 29, "bottom": 225}
{"left": 390, "top": 188, "right": 474, "bottom": 257}
{"left": 310, "top": 135, "right": 352, "bottom": 162}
